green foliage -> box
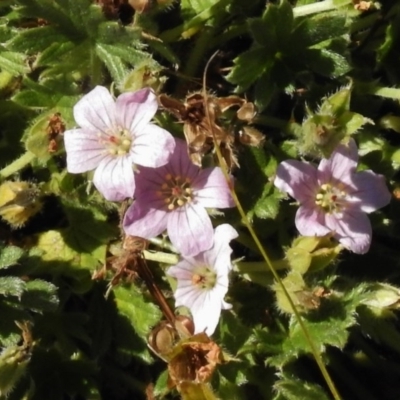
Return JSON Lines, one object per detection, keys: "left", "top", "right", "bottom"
{"left": 227, "top": 1, "right": 350, "bottom": 108}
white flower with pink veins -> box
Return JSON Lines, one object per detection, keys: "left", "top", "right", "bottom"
{"left": 64, "top": 86, "right": 175, "bottom": 201}
{"left": 167, "top": 224, "right": 238, "bottom": 336}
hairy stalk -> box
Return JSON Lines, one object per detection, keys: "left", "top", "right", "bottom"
{"left": 136, "top": 257, "right": 176, "bottom": 325}
{"left": 202, "top": 52, "right": 342, "bottom": 400}
{"left": 143, "top": 250, "right": 179, "bottom": 265}
{"left": 149, "top": 237, "right": 178, "bottom": 253}
{"left": 0, "top": 152, "right": 35, "bottom": 179}
{"left": 293, "top": 0, "right": 349, "bottom": 17}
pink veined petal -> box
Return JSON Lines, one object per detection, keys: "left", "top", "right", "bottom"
{"left": 123, "top": 204, "right": 168, "bottom": 239}
{"left": 274, "top": 160, "right": 318, "bottom": 203}
{"left": 115, "top": 88, "right": 158, "bottom": 133}
{"left": 318, "top": 138, "right": 358, "bottom": 186}
{"left": 64, "top": 128, "right": 106, "bottom": 173}
{"left": 93, "top": 156, "right": 135, "bottom": 201}
{"left": 74, "top": 86, "right": 117, "bottom": 133}
{"left": 167, "top": 259, "right": 198, "bottom": 280}
{"left": 167, "top": 203, "right": 214, "bottom": 257}
{"left": 193, "top": 168, "right": 235, "bottom": 208}
{"left": 190, "top": 290, "right": 223, "bottom": 335}
{"left": 325, "top": 211, "right": 372, "bottom": 254}
{"left": 348, "top": 170, "right": 391, "bottom": 213}
{"left": 133, "top": 171, "right": 170, "bottom": 208}
{"left": 131, "top": 124, "right": 175, "bottom": 168}
{"left": 295, "top": 204, "right": 331, "bottom": 237}
{"left": 204, "top": 224, "right": 238, "bottom": 271}
{"left": 166, "top": 139, "right": 200, "bottom": 180}
{"left": 174, "top": 284, "right": 203, "bottom": 308}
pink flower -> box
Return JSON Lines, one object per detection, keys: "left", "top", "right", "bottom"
{"left": 167, "top": 224, "right": 238, "bottom": 336}
{"left": 123, "top": 139, "right": 235, "bottom": 257}
{"left": 274, "top": 139, "right": 391, "bottom": 254}
{"left": 64, "top": 86, "right": 175, "bottom": 201}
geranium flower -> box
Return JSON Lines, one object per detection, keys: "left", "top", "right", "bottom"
{"left": 64, "top": 86, "right": 175, "bottom": 201}
{"left": 167, "top": 224, "right": 238, "bottom": 335}
{"left": 123, "top": 139, "right": 235, "bottom": 256}
{"left": 274, "top": 139, "right": 391, "bottom": 254}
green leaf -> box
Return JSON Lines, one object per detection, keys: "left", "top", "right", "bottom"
{"left": 113, "top": 285, "right": 162, "bottom": 339}
{"left": 0, "top": 51, "right": 29, "bottom": 75}
{"left": 95, "top": 44, "right": 127, "bottom": 84}
{"left": 253, "top": 183, "right": 281, "bottom": 220}
{"left": 0, "top": 277, "right": 26, "bottom": 298}
{"left": 303, "top": 12, "right": 347, "bottom": 47}
{"left": 8, "top": 26, "right": 68, "bottom": 54}
{"left": 0, "top": 245, "right": 24, "bottom": 269}
{"left": 226, "top": 47, "right": 269, "bottom": 91}
{"left": 20, "top": 280, "right": 59, "bottom": 313}
{"left": 274, "top": 374, "right": 330, "bottom": 400}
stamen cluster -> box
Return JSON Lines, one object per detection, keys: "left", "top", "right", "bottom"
{"left": 158, "top": 174, "right": 193, "bottom": 210}
{"left": 100, "top": 128, "right": 132, "bottom": 156}
{"left": 315, "top": 183, "right": 347, "bottom": 214}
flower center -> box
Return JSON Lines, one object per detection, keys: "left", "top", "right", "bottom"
{"left": 191, "top": 266, "right": 217, "bottom": 290}
{"left": 98, "top": 127, "right": 132, "bottom": 156}
{"left": 158, "top": 174, "right": 194, "bottom": 211}
{"left": 315, "top": 183, "right": 347, "bottom": 214}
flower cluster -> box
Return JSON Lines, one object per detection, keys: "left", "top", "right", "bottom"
{"left": 274, "top": 139, "right": 391, "bottom": 254}
{"left": 64, "top": 86, "right": 237, "bottom": 335}
{"left": 64, "top": 86, "right": 392, "bottom": 337}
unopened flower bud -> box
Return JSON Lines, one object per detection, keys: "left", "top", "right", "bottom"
{"left": 0, "top": 345, "right": 30, "bottom": 397}
{"left": 362, "top": 283, "right": 400, "bottom": 309}
{"left": 0, "top": 181, "right": 42, "bottom": 228}
{"left": 379, "top": 115, "right": 400, "bottom": 133}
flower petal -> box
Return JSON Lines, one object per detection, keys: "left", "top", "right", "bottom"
{"left": 167, "top": 259, "right": 197, "bottom": 281}
{"left": 123, "top": 203, "right": 168, "bottom": 238}
{"left": 194, "top": 168, "right": 235, "bottom": 208}
{"left": 166, "top": 139, "right": 200, "bottom": 180}
{"left": 274, "top": 160, "right": 318, "bottom": 202}
{"left": 295, "top": 205, "right": 331, "bottom": 237}
{"left": 204, "top": 224, "right": 238, "bottom": 271}
{"left": 93, "top": 156, "right": 135, "bottom": 201}
{"left": 318, "top": 138, "right": 358, "bottom": 185}
{"left": 325, "top": 211, "right": 372, "bottom": 254}
{"left": 116, "top": 88, "right": 158, "bottom": 133}
{"left": 349, "top": 170, "right": 391, "bottom": 213}
{"left": 64, "top": 128, "right": 106, "bottom": 173}
{"left": 131, "top": 124, "right": 175, "bottom": 168}
{"left": 190, "top": 290, "right": 223, "bottom": 335}
{"left": 167, "top": 204, "right": 213, "bottom": 257}
{"left": 74, "top": 86, "right": 117, "bottom": 133}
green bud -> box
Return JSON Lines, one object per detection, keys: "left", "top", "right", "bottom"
{"left": 362, "top": 283, "right": 400, "bottom": 310}
{"left": 298, "top": 87, "right": 372, "bottom": 158}
{"left": 286, "top": 234, "right": 342, "bottom": 274}
{"left": 379, "top": 115, "right": 400, "bottom": 133}
{"left": 0, "top": 345, "right": 30, "bottom": 397}
{"left": 121, "top": 61, "right": 166, "bottom": 93}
